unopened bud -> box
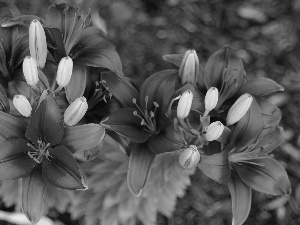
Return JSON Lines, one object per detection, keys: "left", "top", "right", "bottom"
{"left": 177, "top": 90, "right": 193, "bottom": 119}
{"left": 22, "top": 56, "right": 39, "bottom": 87}
{"left": 179, "top": 145, "right": 200, "bottom": 169}
{"left": 226, "top": 93, "right": 253, "bottom": 126}
{"left": 13, "top": 95, "right": 32, "bottom": 117}
{"left": 29, "top": 19, "right": 47, "bottom": 69}
{"left": 205, "top": 87, "right": 218, "bottom": 111}
{"left": 64, "top": 97, "right": 88, "bottom": 126}
{"left": 205, "top": 121, "right": 224, "bottom": 141}
{"left": 179, "top": 50, "right": 199, "bottom": 85}
{"left": 56, "top": 56, "right": 73, "bottom": 87}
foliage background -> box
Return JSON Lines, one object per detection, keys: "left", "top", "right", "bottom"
{"left": 2, "top": 0, "right": 300, "bottom": 224}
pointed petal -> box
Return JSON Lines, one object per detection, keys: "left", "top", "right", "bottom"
{"left": 0, "top": 83, "right": 9, "bottom": 112}
{"left": 65, "top": 64, "right": 86, "bottom": 103}
{"left": 255, "top": 127, "right": 285, "bottom": 154}
{"left": 0, "top": 138, "right": 35, "bottom": 180}
{"left": 229, "top": 97, "right": 263, "bottom": 148}
{"left": 46, "top": 4, "right": 63, "bottom": 31}
{"left": 0, "top": 111, "right": 27, "bottom": 139}
{"left": 238, "top": 77, "right": 284, "bottom": 96}
{"left": 101, "top": 72, "right": 138, "bottom": 108}
{"left": 26, "top": 90, "right": 64, "bottom": 146}
{"left": 43, "top": 145, "right": 87, "bottom": 190}
{"left": 1, "top": 15, "right": 44, "bottom": 27}
{"left": 9, "top": 33, "right": 29, "bottom": 70}
{"left": 61, "top": 124, "right": 105, "bottom": 153}
{"left": 22, "top": 166, "right": 47, "bottom": 225}
{"left": 139, "top": 69, "right": 177, "bottom": 116}
{"left": 235, "top": 157, "right": 291, "bottom": 195}
{"left": 127, "top": 143, "right": 156, "bottom": 196}
{"left": 102, "top": 107, "right": 150, "bottom": 143}
{"left": 228, "top": 171, "right": 252, "bottom": 225}
{"left": 44, "top": 26, "right": 67, "bottom": 61}
{"left": 198, "top": 149, "right": 230, "bottom": 183}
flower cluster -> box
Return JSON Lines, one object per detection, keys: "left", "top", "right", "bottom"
{"left": 0, "top": 2, "right": 290, "bottom": 225}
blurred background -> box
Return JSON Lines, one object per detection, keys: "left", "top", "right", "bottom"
{"left": 2, "top": 0, "right": 300, "bottom": 224}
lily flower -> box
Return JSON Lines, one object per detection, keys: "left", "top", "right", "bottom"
{"left": 0, "top": 90, "right": 105, "bottom": 224}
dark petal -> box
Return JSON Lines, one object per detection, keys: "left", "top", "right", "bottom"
{"left": 46, "top": 4, "right": 64, "bottom": 31}
{"left": 139, "top": 69, "right": 177, "bottom": 116}
{"left": 228, "top": 171, "right": 252, "bottom": 225}
{"left": 0, "top": 138, "right": 35, "bottom": 180}
{"left": 43, "top": 145, "right": 87, "bottom": 190}
{"left": 228, "top": 97, "right": 263, "bottom": 148}
{"left": 9, "top": 33, "right": 29, "bottom": 71}
{"left": 162, "top": 53, "right": 184, "bottom": 67}
{"left": 127, "top": 143, "right": 156, "bottom": 196}
{"left": 238, "top": 77, "right": 284, "bottom": 97}
{"left": 255, "top": 127, "right": 285, "bottom": 154}
{"left": 22, "top": 166, "right": 47, "bottom": 225}
{"left": 198, "top": 149, "right": 231, "bottom": 183}
{"left": 102, "top": 107, "right": 150, "bottom": 143}
{"left": 148, "top": 117, "right": 185, "bottom": 154}
{"left": 61, "top": 123, "right": 105, "bottom": 153}
{"left": 101, "top": 71, "right": 139, "bottom": 108}
{"left": 26, "top": 90, "right": 64, "bottom": 146}
{"left": 235, "top": 157, "right": 291, "bottom": 195}
{"left": 0, "top": 111, "right": 27, "bottom": 139}
{"left": 65, "top": 64, "right": 87, "bottom": 103}
{"left": 0, "top": 41, "right": 9, "bottom": 78}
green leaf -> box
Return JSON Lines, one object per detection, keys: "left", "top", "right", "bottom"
{"left": 198, "top": 149, "right": 231, "bottom": 183}
{"left": 43, "top": 145, "right": 87, "bottom": 190}
{"left": 102, "top": 107, "right": 150, "bottom": 143}
{"left": 235, "top": 157, "right": 291, "bottom": 195}
{"left": 0, "top": 138, "right": 35, "bottom": 180}
{"left": 26, "top": 90, "right": 64, "bottom": 146}
{"left": 65, "top": 64, "right": 87, "bottom": 103}
{"left": 127, "top": 143, "right": 156, "bottom": 196}
{"left": 228, "top": 172, "right": 252, "bottom": 225}
{"left": 101, "top": 71, "right": 139, "bottom": 108}
{"left": 0, "top": 111, "right": 27, "bottom": 139}
{"left": 61, "top": 123, "right": 105, "bottom": 153}
{"left": 22, "top": 166, "right": 47, "bottom": 225}
{"left": 162, "top": 53, "right": 184, "bottom": 67}
{"left": 238, "top": 77, "right": 284, "bottom": 96}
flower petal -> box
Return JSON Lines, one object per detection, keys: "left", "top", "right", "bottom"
{"left": 0, "top": 111, "right": 27, "bottom": 139}
{"left": 102, "top": 107, "right": 150, "bottom": 143}
{"left": 101, "top": 71, "right": 139, "bottom": 108}
{"left": 0, "top": 83, "right": 9, "bottom": 112}
{"left": 10, "top": 33, "right": 29, "bottom": 71}
{"left": 0, "top": 138, "right": 35, "bottom": 180}
{"left": 255, "top": 127, "right": 285, "bottom": 154}
{"left": 26, "top": 90, "right": 64, "bottom": 146}
{"left": 45, "top": 4, "right": 64, "bottom": 31}
{"left": 198, "top": 149, "right": 230, "bottom": 183}
{"left": 127, "top": 143, "right": 156, "bottom": 196}
{"left": 61, "top": 123, "right": 105, "bottom": 153}
{"left": 22, "top": 166, "right": 47, "bottom": 225}
{"left": 43, "top": 145, "right": 87, "bottom": 190}
{"left": 235, "top": 157, "right": 291, "bottom": 195}
{"left": 228, "top": 171, "right": 252, "bottom": 225}
{"left": 44, "top": 26, "right": 67, "bottom": 61}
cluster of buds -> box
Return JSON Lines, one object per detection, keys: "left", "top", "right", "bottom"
{"left": 13, "top": 95, "right": 32, "bottom": 117}
{"left": 64, "top": 96, "right": 88, "bottom": 126}
{"left": 179, "top": 145, "right": 200, "bottom": 169}
{"left": 177, "top": 90, "right": 193, "bottom": 119}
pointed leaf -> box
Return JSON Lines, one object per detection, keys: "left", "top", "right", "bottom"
{"left": 22, "top": 166, "right": 47, "bottom": 225}
{"left": 43, "top": 145, "right": 87, "bottom": 190}
{"left": 102, "top": 107, "right": 150, "bottom": 143}
{"left": 127, "top": 143, "right": 156, "bottom": 196}
{"left": 65, "top": 64, "right": 86, "bottom": 103}
{"left": 238, "top": 77, "right": 284, "bottom": 96}
{"left": 101, "top": 71, "right": 138, "bottom": 108}
{"left": 235, "top": 157, "right": 291, "bottom": 195}
{"left": 162, "top": 53, "right": 184, "bottom": 67}
{"left": 61, "top": 124, "right": 105, "bottom": 153}
{"left": 228, "top": 172, "right": 252, "bottom": 225}
{"left": 26, "top": 90, "right": 64, "bottom": 146}
{"left": 0, "top": 138, "right": 35, "bottom": 180}
{"left": 198, "top": 149, "right": 230, "bottom": 183}
{"left": 0, "top": 111, "right": 27, "bottom": 138}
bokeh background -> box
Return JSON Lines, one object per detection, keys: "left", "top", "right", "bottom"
{"left": 2, "top": 0, "right": 300, "bottom": 224}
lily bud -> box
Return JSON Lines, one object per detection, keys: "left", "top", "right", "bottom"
{"left": 205, "top": 121, "right": 224, "bottom": 141}
{"left": 205, "top": 87, "right": 218, "bottom": 111}
{"left": 179, "top": 145, "right": 200, "bottom": 169}
{"left": 226, "top": 93, "right": 253, "bottom": 126}
{"left": 13, "top": 95, "right": 32, "bottom": 117}
{"left": 179, "top": 50, "right": 199, "bottom": 85}
{"left": 177, "top": 90, "right": 193, "bottom": 119}
{"left": 22, "top": 56, "right": 39, "bottom": 87}
{"left": 56, "top": 56, "right": 73, "bottom": 87}
{"left": 64, "top": 96, "right": 88, "bottom": 126}
{"left": 29, "top": 19, "right": 47, "bottom": 69}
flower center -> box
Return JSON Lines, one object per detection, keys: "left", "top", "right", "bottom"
{"left": 87, "top": 80, "right": 112, "bottom": 110}
{"left": 27, "top": 139, "right": 52, "bottom": 163}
